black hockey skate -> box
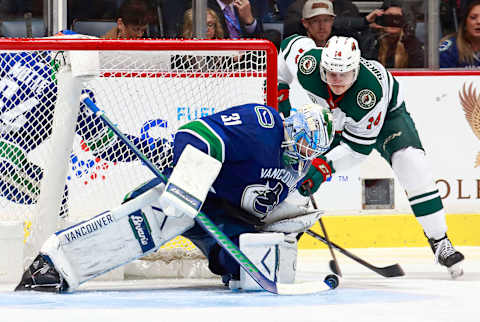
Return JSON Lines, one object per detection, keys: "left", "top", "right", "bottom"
{"left": 428, "top": 234, "right": 464, "bottom": 279}
{"left": 15, "top": 254, "right": 68, "bottom": 293}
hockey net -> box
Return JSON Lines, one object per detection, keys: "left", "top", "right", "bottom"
{"left": 0, "top": 38, "right": 277, "bottom": 280}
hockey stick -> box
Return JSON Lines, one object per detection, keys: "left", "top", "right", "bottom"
{"left": 305, "top": 186, "right": 342, "bottom": 277}
{"left": 305, "top": 229, "right": 405, "bottom": 278}
{"left": 81, "top": 95, "right": 339, "bottom": 294}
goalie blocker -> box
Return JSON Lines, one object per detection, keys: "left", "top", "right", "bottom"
{"left": 16, "top": 145, "right": 221, "bottom": 292}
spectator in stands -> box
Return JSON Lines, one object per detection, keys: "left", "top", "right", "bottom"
{"left": 300, "top": 0, "right": 335, "bottom": 47}
{"left": 283, "top": 0, "right": 384, "bottom": 55}
{"left": 182, "top": 8, "right": 225, "bottom": 39}
{"left": 284, "top": 0, "right": 383, "bottom": 37}
{"left": 371, "top": 0, "right": 424, "bottom": 68}
{"left": 176, "top": 8, "right": 226, "bottom": 71}
{"left": 102, "top": 0, "right": 152, "bottom": 39}
{"left": 188, "top": 0, "right": 263, "bottom": 39}
{"left": 439, "top": 0, "right": 480, "bottom": 68}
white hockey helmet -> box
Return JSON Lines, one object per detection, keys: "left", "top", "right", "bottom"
{"left": 320, "top": 36, "right": 361, "bottom": 86}
{"left": 282, "top": 103, "right": 334, "bottom": 164}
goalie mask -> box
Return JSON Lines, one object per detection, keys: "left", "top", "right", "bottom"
{"left": 282, "top": 104, "right": 334, "bottom": 169}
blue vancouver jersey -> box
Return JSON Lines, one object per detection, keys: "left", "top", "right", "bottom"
{"left": 172, "top": 103, "right": 303, "bottom": 220}
{"left": 439, "top": 36, "right": 480, "bottom": 68}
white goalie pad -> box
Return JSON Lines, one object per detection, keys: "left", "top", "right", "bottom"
{"left": 158, "top": 144, "right": 222, "bottom": 218}
{"left": 229, "top": 232, "right": 298, "bottom": 291}
{"left": 40, "top": 183, "right": 195, "bottom": 291}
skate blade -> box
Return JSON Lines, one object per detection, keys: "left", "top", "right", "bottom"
{"left": 448, "top": 262, "right": 464, "bottom": 279}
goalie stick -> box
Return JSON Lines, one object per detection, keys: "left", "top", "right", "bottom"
{"left": 81, "top": 95, "right": 339, "bottom": 295}
{"left": 305, "top": 229, "right": 405, "bottom": 278}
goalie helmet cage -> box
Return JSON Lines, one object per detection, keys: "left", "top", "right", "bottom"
{"left": 0, "top": 38, "right": 277, "bottom": 280}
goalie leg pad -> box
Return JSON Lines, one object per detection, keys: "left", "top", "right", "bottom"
{"left": 229, "top": 232, "right": 298, "bottom": 291}
{"left": 40, "top": 183, "right": 194, "bottom": 291}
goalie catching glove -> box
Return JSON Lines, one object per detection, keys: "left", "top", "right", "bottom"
{"left": 258, "top": 199, "right": 323, "bottom": 233}
{"left": 297, "top": 156, "right": 335, "bottom": 196}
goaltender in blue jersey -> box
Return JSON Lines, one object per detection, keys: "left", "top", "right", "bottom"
{"left": 16, "top": 102, "right": 336, "bottom": 293}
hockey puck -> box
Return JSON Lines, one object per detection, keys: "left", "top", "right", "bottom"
{"left": 324, "top": 274, "right": 339, "bottom": 289}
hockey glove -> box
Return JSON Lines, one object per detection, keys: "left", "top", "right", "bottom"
{"left": 297, "top": 156, "right": 335, "bottom": 196}
{"left": 278, "top": 83, "right": 292, "bottom": 117}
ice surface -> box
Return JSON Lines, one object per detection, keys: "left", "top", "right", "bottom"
{"left": 0, "top": 247, "right": 478, "bottom": 322}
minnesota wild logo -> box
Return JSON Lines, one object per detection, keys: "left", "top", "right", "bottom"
{"left": 357, "top": 89, "right": 376, "bottom": 109}
{"left": 459, "top": 83, "right": 480, "bottom": 167}
{"left": 298, "top": 55, "right": 316, "bottom": 75}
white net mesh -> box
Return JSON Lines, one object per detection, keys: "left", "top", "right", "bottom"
{"left": 0, "top": 39, "right": 276, "bottom": 278}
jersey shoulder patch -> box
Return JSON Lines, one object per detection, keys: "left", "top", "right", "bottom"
{"left": 439, "top": 38, "right": 453, "bottom": 52}
{"left": 296, "top": 49, "right": 327, "bottom": 99}
{"left": 356, "top": 89, "right": 377, "bottom": 110}
{"left": 354, "top": 59, "right": 384, "bottom": 105}
{"left": 297, "top": 48, "right": 322, "bottom": 75}
{"left": 298, "top": 54, "right": 317, "bottom": 75}
{"left": 337, "top": 59, "right": 384, "bottom": 121}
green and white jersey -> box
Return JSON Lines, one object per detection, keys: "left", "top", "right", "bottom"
{"left": 278, "top": 35, "right": 317, "bottom": 87}
{"left": 278, "top": 35, "right": 406, "bottom": 156}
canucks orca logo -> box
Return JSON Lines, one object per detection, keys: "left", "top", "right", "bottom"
{"left": 241, "top": 181, "right": 284, "bottom": 217}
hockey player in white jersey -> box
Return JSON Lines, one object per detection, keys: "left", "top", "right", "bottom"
{"left": 277, "top": 35, "right": 464, "bottom": 278}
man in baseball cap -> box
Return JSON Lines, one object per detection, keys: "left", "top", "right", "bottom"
{"left": 302, "top": 0, "right": 336, "bottom": 46}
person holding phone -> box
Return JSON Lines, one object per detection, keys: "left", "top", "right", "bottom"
{"left": 372, "top": 0, "right": 425, "bottom": 68}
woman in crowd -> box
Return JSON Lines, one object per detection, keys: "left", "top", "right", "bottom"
{"left": 176, "top": 8, "right": 226, "bottom": 71}
{"left": 182, "top": 8, "right": 225, "bottom": 39}
{"left": 439, "top": 0, "right": 480, "bottom": 68}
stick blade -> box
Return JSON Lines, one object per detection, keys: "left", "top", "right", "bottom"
{"left": 329, "top": 260, "right": 405, "bottom": 278}
{"left": 377, "top": 264, "right": 405, "bottom": 277}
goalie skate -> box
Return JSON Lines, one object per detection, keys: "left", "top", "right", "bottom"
{"left": 428, "top": 235, "right": 465, "bottom": 279}
{"left": 15, "top": 255, "right": 68, "bottom": 293}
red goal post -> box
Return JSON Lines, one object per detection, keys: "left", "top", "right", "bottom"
{"left": 0, "top": 38, "right": 277, "bottom": 282}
